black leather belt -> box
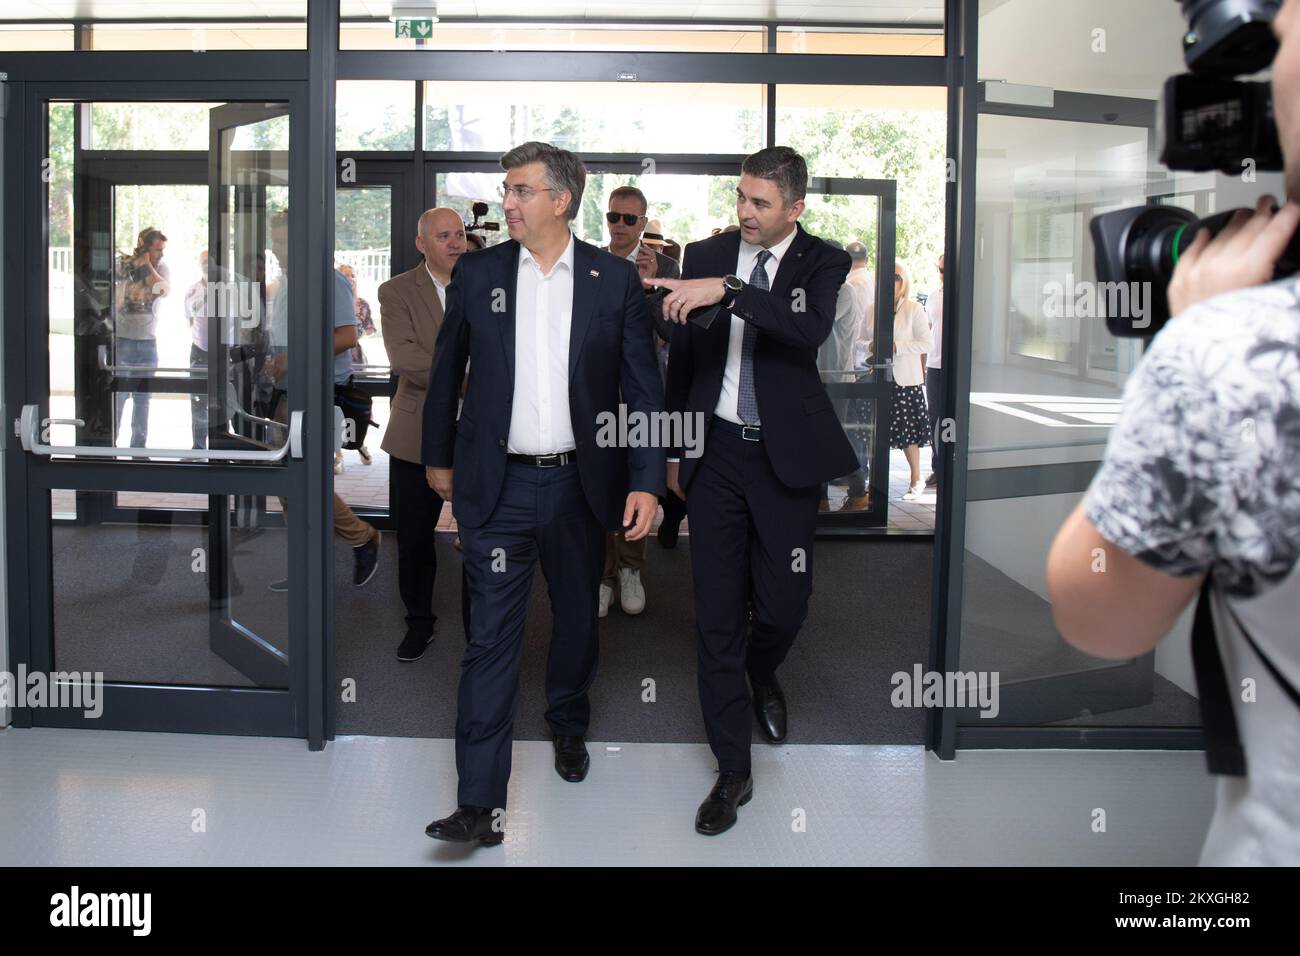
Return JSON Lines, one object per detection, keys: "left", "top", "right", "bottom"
{"left": 507, "top": 451, "right": 576, "bottom": 467}
{"left": 711, "top": 416, "right": 762, "bottom": 442}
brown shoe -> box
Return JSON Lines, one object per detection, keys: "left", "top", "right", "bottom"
{"left": 840, "top": 494, "right": 871, "bottom": 512}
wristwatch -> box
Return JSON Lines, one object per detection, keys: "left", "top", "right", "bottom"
{"left": 721, "top": 274, "right": 744, "bottom": 309}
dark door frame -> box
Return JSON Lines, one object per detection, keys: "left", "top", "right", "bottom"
{"left": 3, "top": 77, "right": 327, "bottom": 740}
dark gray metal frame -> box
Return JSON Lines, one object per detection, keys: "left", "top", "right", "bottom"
{"left": 4, "top": 76, "right": 322, "bottom": 740}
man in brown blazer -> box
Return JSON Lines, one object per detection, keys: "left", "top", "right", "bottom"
{"left": 380, "top": 207, "right": 466, "bottom": 661}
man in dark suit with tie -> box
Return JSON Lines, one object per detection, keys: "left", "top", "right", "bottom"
{"left": 421, "top": 141, "right": 665, "bottom": 846}
{"left": 652, "top": 146, "right": 856, "bottom": 835}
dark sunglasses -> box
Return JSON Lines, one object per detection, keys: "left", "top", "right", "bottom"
{"left": 606, "top": 212, "right": 644, "bottom": 226}
{"left": 894, "top": 274, "right": 903, "bottom": 282}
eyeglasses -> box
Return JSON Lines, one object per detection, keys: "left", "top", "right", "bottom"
{"left": 606, "top": 212, "right": 645, "bottom": 226}
{"left": 894, "top": 274, "right": 903, "bottom": 282}
{"left": 498, "top": 183, "right": 556, "bottom": 202}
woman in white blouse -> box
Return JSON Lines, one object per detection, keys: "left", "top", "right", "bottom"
{"left": 887, "top": 263, "right": 933, "bottom": 500}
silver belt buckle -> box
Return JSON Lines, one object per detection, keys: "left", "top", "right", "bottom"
{"left": 537, "top": 453, "right": 560, "bottom": 467}
{"left": 740, "top": 425, "right": 761, "bottom": 442}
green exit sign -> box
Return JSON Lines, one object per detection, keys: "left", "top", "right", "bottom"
{"left": 395, "top": 18, "right": 434, "bottom": 39}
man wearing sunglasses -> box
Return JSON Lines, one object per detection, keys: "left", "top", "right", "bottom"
{"left": 599, "top": 187, "right": 683, "bottom": 617}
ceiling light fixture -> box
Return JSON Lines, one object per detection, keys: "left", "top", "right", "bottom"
{"left": 389, "top": 2, "right": 440, "bottom": 23}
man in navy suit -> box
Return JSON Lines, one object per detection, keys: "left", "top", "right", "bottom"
{"left": 653, "top": 146, "right": 856, "bottom": 835}
{"left": 421, "top": 142, "right": 665, "bottom": 846}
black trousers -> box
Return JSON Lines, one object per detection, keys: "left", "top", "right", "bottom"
{"left": 686, "top": 424, "right": 819, "bottom": 775}
{"left": 926, "top": 366, "right": 945, "bottom": 473}
{"left": 390, "top": 455, "right": 443, "bottom": 638}
{"left": 455, "top": 459, "right": 606, "bottom": 809}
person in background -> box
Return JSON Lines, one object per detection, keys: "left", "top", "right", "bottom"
{"left": 338, "top": 263, "right": 374, "bottom": 468}
{"left": 265, "top": 210, "right": 381, "bottom": 591}
{"left": 924, "top": 253, "right": 944, "bottom": 488}
{"left": 184, "top": 250, "right": 210, "bottom": 450}
{"left": 880, "top": 262, "right": 931, "bottom": 501}
{"left": 599, "top": 188, "right": 680, "bottom": 613}
{"left": 113, "top": 226, "right": 171, "bottom": 447}
{"left": 379, "top": 208, "right": 464, "bottom": 663}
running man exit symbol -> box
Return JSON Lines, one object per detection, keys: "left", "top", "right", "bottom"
{"left": 395, "top": 19, "right": 434, "bottom": 38}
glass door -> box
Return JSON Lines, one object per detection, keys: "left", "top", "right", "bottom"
{"left": 803, "top": 176, "right": 898, "bottom": 530}
{"left": 8, "top": 83, "right": 318, "bottom": 737}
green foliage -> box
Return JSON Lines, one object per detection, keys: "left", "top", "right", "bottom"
{"left": 781, "top": 107, "right": 948, "bottom": 294}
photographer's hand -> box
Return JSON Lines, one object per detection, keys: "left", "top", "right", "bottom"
{"left": 1168, "top": 195, "right": 1300, "bottom": 316}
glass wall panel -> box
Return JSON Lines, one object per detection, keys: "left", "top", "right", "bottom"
{"left": 775, "top": 28, "right": 942, "bottom": 56}
{"left": 86, "top": 23, "right": 306, "bottom": 51}
{"left": 955, "top": 0, "right": 1243, "bottom": 729}
{"left": 342, "top": 22, "right": 763, "bottom": 53}
{"left": 424, "top": 81, "right": 765, "bottom": 155}
{"left": 336, "top": 81, "right": 416, "bottom": 152}
{"left": 0, "top": 25, "right": 74, "bottom": 50}
{"left": 52, "top": 491, "right": 291, "bottom": 689}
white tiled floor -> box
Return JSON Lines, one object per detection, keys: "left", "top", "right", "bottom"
{"left": 0, "top": 728, "right": 1213, "bottom": 866}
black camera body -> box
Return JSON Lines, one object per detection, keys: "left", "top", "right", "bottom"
{"left": 465, "top": 199, "right": 500, "bottom": 239}
{"left": 1090, "top": 0, "right": 1291, "bottom": 337}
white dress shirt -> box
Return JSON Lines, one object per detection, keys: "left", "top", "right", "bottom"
{"left": 508, "top": 232, "right": 576, "bottom": 455}
{"left": 714, "top": 226, "right": 799, "bottom": 425}
{"left": 424, "top": 261, "right": 447, "bottom": 310}
{"left": 925, "top": 284, "right": 943, "bottom": 370}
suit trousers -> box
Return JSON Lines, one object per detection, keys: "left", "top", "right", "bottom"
{"left": 926, "top": 366, "right": 945, "bottom": 474}
{"left": 455, "top": 459, "right": 606, "bottom": 809}
{"left": 390, "top": 455, "right": 443, "bottom": 638}
{"left": 602, "top": 531, "right": 647, "bottom": 585}
{"left": 686, "top": 425, "right": 819, "bottom": 774}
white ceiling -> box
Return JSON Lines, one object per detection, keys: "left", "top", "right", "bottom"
{"left": 4, "top": 0, "right": 943, "bottom": 25}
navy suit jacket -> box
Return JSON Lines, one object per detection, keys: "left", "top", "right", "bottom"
{"left": 422, "top": 235, "right": 666, "bottom": 531}
{"left": 665, "top": 221, "right": 858, "bottom": 490}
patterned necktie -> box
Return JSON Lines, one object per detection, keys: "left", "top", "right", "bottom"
{"left": 735, "top": 249, "right": 772, "bottom": 425}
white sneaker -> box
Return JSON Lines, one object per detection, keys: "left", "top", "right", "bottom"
{"left": 903, "top": 479, "right": 926, "bottom": 501}
{"left": 599, "top": 583, "right": 613, "bottom": 619}
{"left": 618, "top": 567, "right": 645, "bottom": 616}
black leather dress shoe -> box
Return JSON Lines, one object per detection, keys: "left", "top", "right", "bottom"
{"left": 425, "top": 805, "right": 503, "bottom": 846}
{"left": 695, "top": 771, "right": 753, "bottom": 836}
{"left": 553, "top": 735, "right": 590, "bottom": 782}
{"left": 750, "top": 670, "right": 788, "bottom": 742}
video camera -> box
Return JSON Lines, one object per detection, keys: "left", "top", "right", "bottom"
{"left": 465, "top": 200, "right": 500, "bottom": 240}
{"left": 1090, "top": 0, "right": 1300, "bottom": 337}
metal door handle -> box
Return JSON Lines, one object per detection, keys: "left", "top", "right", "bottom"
{"left": 97, "top": 344, "right": 203, "bottom": 376}
{"left": 16, "top": 404, "right": 303, "bottom": 462}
